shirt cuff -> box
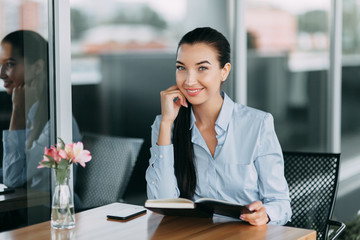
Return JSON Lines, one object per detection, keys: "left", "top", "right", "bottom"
{"left": 149, "top": 144, "right": 174, "bottom": 168}
{"left": 3, "top": 130, "right": 26, "bottom": 154}
{"left": 264, "top": 204, "right": 288, "bottom": 225}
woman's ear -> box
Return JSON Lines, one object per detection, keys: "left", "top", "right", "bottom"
{"left": 221, "top": 63, "right": 231, "bottom": 82}
{"left": 33, "top": 59, "right": 45, "bottom": 76}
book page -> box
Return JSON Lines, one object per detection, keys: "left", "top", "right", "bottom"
{"left": 145, "top": 198, "right": 195, "bottom": 209}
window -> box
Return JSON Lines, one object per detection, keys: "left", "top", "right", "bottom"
{"left": 0, "top": 0, "right": 52, "bottom": 230}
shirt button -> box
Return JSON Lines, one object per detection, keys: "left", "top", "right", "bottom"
{"left": 159, "top": 154, "right": 163, "bottom": 158}
{"left": 152, "top": 181, "right": 155, "bottom": 184}
{"left": 154, "top": 154, "right": 157, "bottom": 157}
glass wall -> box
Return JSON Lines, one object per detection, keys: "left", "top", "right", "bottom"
{"left": 69, "top": 0, "right": 234, "bottom": 205}
{"left": 333, "top": 0, "right": 360, "bottom": 224}
{"left": 246, "top": 0, "right": 331, "bottom": 152}
{"left": 245, "top": 0, "right": 360, "bottom": 225}
{"left": 0, "top": 0, "right": 52, "bottom": 231}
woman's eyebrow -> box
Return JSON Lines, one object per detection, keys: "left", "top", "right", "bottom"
{"left": 196, "top": 60, "right": 211, "bottom": 65}
{"left": 176, "top": 60, "right": 211, "bottom": 65}
{"left": 4, "top": 57, "right": 16, "bottom": 62}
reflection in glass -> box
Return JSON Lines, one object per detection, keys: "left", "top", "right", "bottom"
{"left": 1, "top": 30, "right": 50, "bottom": 190}
{"left": 0, "top": 30, "right": 51, "bottom": 230}
{"left": 0, "top": 0, "right": 52, "bottom": 231}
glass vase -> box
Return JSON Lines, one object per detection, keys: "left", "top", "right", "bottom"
{"left": 51, "top": 169, "right": 75, "bottom": 229}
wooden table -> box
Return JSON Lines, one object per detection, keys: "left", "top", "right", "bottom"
{"left": 0, "top": 203, "right": 316, "bottom": 240}
{"left": 0, "top": 187, "right": 50, "bottom": 213}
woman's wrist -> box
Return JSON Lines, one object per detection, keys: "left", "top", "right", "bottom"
{"left": 157, "top": 120, "right": 173, "bottom": 146}
{"left": 9, "top": 107, "right": 26, "bottom": 130}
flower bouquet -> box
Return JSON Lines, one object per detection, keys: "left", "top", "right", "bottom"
{"left": 38, "top": 138, "right": 92, "bottom": 229}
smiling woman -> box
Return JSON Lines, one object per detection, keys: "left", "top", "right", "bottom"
{"left": 145, "top": 27, "right": 292, "bottom": 226}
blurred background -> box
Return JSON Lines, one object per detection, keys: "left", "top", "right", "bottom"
{"left": 0, "top": 0, "right": 359, "bottom": 232}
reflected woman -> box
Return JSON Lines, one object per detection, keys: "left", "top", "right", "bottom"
{"left": 146, "top": 27, "right": 291, "bottom": 225}
{"left": 0, "top": 30, "right": 81, "bottom": 191}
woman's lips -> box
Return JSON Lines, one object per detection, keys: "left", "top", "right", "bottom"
{"left": 3, "top": 80, "right": 12, "bottom": 89}
{"left": 186, "top": 88, "right": 203, "bottom": 96}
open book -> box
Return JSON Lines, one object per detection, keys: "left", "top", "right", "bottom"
{"left": 145, "top": 198, "right": 251, "bottom": 219}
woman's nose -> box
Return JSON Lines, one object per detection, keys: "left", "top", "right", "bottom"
{"left": 185, "top": 71, "right": 197, "bottom": 86}
{"left": 0, "top": 65, "right": 6, "bottom": 79}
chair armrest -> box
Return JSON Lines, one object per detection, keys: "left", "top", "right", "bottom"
{"left": 328, "top": 219, "right": 346, "bottom": 240}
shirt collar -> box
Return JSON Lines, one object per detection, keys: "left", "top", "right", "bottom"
{"left": 215, "top": 91, "right": 234, "bottom": 133}
{"left": 28, "top": 101, "right": 39, "bottom": 122}
{"left": 189, "top": 91, "right": 235, "bottom": 133}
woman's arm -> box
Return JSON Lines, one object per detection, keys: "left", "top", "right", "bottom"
{"left": 2, "top": 130, "right": 27, "bottom": 187}
{"left": 145, "top": 115, "right": 180, "bottom": 199}
{"left": 254, "top": 113, "right": 292, "bottom": 225}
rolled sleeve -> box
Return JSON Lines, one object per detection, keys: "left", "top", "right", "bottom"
{"left": 256, "top": 113, "right": 292, "bottom": 225}
{"left": 3, "top": 130, "right": 27, "bottom": 187}
{"left": 146, "top": 116, "right": 180, "bottom": 199}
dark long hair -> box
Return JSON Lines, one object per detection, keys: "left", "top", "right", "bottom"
{"left": 173, "top": 27, "right": 230, "bottom": 199}
{"left": 2, "top": 30, "right": 49, "bottom": 149}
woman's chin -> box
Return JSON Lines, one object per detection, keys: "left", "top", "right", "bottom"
{"left": 5, "top": 88, "right": 13, "bottom": 95}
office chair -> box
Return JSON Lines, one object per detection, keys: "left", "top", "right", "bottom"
{"left": 75, "top": 133, "right": 144, "bottom": 210}
{"left": 283, "top": 151, "right": 346, "bottom": 240}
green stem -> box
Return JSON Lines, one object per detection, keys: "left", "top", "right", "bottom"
{"left": 67, "top": 203, "right": 74, "bottom": 222}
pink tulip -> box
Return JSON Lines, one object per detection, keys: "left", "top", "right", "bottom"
{"left": 46, "top": 146, "right": 61, "bottom": 163}
{"left": 38, "top": 140, "right": 91, "bottom": 170}
{"left": 71, "top": 142, "right": 92, "bottom": 167}
{"left": 37, "top": 161, "right": 46, "bottom": 168}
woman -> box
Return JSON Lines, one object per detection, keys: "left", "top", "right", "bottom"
{"left": 0, "top": 30, "right": 81, "bottom": 191}
{"left": 146, "top": 27, "right": 291, "bottom": 226}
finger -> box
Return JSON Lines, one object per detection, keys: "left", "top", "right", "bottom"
{"left": 13, "top": 80, "right": 25, "bottom": 88}
{"left": 240, "top": 206, "right": 268, "bottom": 226}
{"left": 166, "top": 85, "right": 179, "bottom": 91}
{"left": 173, "top": 95, "right": 188, "bottom": 108}
{"left": 162, "top": 89, "right": 188, "bottom": 108}
{"left": 246, "top": 201, "right": 263, "bottom": 212}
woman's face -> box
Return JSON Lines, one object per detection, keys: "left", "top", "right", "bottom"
{"left": 176, "top": 43, "right": 230, "bottom": 107}
{"left": 0, "top": 42, "right": 25, "bottom": 95}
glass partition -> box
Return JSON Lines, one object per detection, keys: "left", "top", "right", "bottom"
{"left": 0, "top": 0, "right": 52, "bottom": 231}
{"left": 333, "top": 0, "right": 360, "bottom": 224}
{"left": 246, "top": 0, "right": 331, "bottom": 152}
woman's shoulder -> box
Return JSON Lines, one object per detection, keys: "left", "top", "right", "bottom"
{"left": 233, "top": 103, "right": 271, "bottom": 121}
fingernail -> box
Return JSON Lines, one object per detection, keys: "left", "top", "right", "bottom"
{"left": 173, "top": 97, "right": 179, "bottom": 103}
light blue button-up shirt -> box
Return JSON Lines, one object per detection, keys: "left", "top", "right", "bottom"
{"left": 146, "top": 92, "right": 292, "bottom": 225}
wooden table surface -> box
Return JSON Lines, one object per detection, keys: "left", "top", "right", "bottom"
{"left": 0, "top": 203, "right": 316, "bottom": 240}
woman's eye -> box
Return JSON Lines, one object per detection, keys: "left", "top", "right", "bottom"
{"left": 176, "top": 66, "right": 185, "bottom": 71}
{"left": 6, "top": 62, "right": 15, "bottom": 68}
{"left": 199, "top": 66, "right": 207, "bottom": 71}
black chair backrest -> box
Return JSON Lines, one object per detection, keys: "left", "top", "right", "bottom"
{"left": 283, "top": 151, "right": 340, "bottom": 240}
{"left": 75, "top": 133, "right": 143, "bottom": 210}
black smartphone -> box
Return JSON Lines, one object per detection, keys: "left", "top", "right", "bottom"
{"left": 0, "top": 185, "right": 15, "bottom": 195}
{"left": 107, "top": 207, "right": 146, "bottom": 220}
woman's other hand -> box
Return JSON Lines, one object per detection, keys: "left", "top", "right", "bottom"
{"left": 10, "top": 82, "right": 26, "bottom": 130}
{"left": 157, "top": 85, "right": 188, "bottom": 146}
{"left": 160, "top": 85, "right": 188, "bottom": 123}
{"left": 240, "top": 201, "right": 269, "bottom": 226}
